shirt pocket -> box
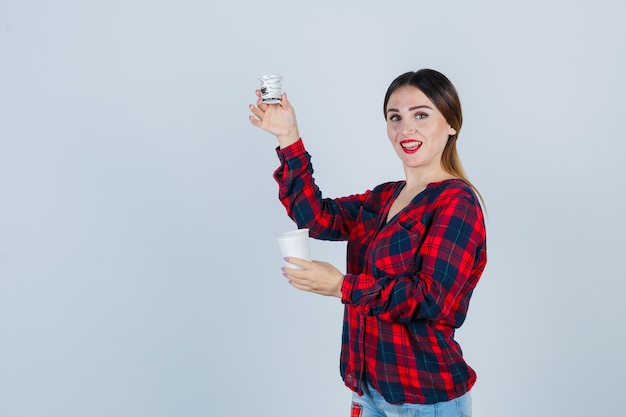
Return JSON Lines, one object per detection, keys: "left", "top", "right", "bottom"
{"left": 372, "top": 217, "right": 425, "bottom": 277}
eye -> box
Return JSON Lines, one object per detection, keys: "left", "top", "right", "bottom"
{"left": 388, "top": 114, "right": 400, "bottom": 122}
{"left": 415, "top": 112, "right": 428, "bottom": 120}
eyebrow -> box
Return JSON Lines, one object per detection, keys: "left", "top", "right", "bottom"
{"left": 386, "top": 105, "right": 433, "bottom": 114}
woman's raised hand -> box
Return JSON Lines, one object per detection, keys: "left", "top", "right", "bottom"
{"left": 249, "top": 90, "right": 300, "bottom": 149}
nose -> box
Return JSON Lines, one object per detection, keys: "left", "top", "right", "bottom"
{"left": 402, "top": 121, "right": 417, "bottom": 135}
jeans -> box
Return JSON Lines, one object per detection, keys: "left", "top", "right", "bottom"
{"left": 350, "top": 383, "right": 472, "bottom": 417}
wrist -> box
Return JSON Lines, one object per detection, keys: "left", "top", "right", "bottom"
{"left": 277, "top": 129, "right": 300, "bottom": 149}
{"left": 335, "top": 275, "right": 345, "bottom": 299}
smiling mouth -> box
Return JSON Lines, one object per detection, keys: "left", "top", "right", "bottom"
{"left": 400, "top": 140, "right": 422, "bottom": 153}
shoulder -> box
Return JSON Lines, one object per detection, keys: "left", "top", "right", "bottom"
{"left": 429, "top": 179, "right": 479, "bottom": 205}
{"left": 372, "top": 180, "right": 403, "bottom": 193}
{"left": 427, "top": 180, "right": 485, "bottom": 228}
{"left": 368, "top": 181, "right": 404, "bottom": 200}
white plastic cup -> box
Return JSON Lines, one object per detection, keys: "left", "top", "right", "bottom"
{"left": 259, "top": 74, "right": 283, "bottom": 104}
{"left": 275, "top": 228, "right": 310, "bottom": 270}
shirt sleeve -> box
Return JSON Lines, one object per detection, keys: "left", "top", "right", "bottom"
{"left": 274, "top": 139, "right": 369, "bottom": 241}
{"left": 340, "top": 192, "right": 487, "bottom": 324}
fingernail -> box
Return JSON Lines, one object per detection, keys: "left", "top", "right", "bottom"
{"left": 283, "top": 257, "right": 289, "bottom": 261}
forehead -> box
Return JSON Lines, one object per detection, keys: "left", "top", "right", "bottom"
{"left": 386, "top": 85, "right": 434, "bottom": 109}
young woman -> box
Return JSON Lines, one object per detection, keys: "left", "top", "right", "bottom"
{"left": 249, "top": 69, "right": 487, "bottom": 417}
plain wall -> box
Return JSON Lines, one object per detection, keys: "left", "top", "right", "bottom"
{"left": 1, "top": 1, "right": 625, "bottom": 416}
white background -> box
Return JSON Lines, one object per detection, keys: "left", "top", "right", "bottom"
{"left": 1, "top": 1, "right": 625, "bottom": 416}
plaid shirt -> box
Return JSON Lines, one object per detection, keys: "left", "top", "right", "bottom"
{"left": 274, "top": 139, "right": 487, "bottom": 404}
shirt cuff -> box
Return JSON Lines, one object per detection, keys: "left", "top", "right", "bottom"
{"left": 275, "top": 138, "right": 305, "bottom": 163}
{"left": 341, "top": 273, "right": 378, "bottom": 311}
{"left": 341, "top": 273, "right": 357, "bottom": 304}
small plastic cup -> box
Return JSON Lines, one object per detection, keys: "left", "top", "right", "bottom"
{"left": 275, "top": 228, "right": 310, "bottom": 270}
{"left": 259, "top": 74, "right": 283, "bottom": 104}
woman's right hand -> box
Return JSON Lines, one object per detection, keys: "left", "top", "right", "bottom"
{"left": 249, "top": 90, "right": 300, "bottom": 149}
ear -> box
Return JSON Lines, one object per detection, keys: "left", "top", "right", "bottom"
{"left": 447, "top": 124, "right": 457, "bottom": 136}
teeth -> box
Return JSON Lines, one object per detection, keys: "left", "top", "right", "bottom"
{"left": 401, "top": 141, "right": 422, "bottom": 148}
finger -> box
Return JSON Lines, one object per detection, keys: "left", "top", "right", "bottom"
{"left": 285, "top": 269, "right": 313, "bottom": 289}
{"left": 281, "top": 267, "right": 309, "bottom": 289}
{"left": 254, "top": 89, "right": 264, "bottom": 104}
{"left": 284, "top": 257, "right": 312, "bottom": 270}
{"left": 249, "top": 104, "right": 264, "bottom": 119}
{"left": 249, "top": 115, "right": 261, "bottom": 127}
{"left": 256, "top": 98, "right": 269, "bottom": 112}
{"left": 289, "top": 279, "right": 311, "bottom": 292}
{"left": 278, "top": 92, "right": 290, "bottom": 109}
{"left": 282, "top": 263, "right": 312, "bottom": 283}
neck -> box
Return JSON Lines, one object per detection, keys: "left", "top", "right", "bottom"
{"left": 403, "top": 166, "right": 455, "bottom": 190}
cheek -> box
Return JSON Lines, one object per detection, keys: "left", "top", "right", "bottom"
{"left": 434, "top": 133, "right": 451, "bottom": 153}
{"left": 429, "top": 123, "right": 451, "bottom": 141}
{"left": 386, "top": 125, "right": 395, "bottom": 140}
{"left": 387, "top": 126, "right": 393, "bottom": 140}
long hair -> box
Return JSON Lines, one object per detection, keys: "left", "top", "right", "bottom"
{"left": 383, "top": 69, "right": 485, "bottom": 207}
